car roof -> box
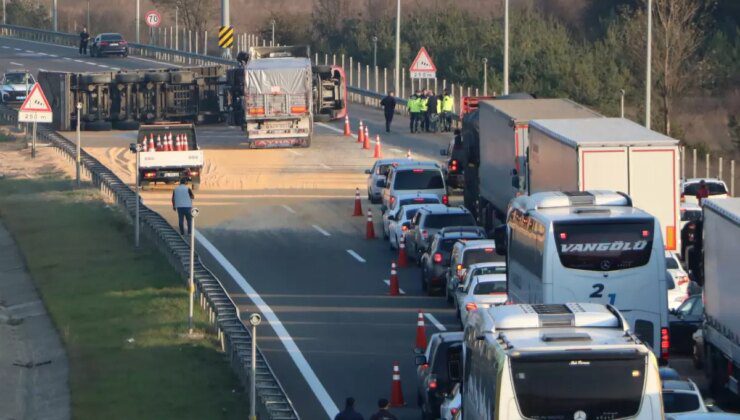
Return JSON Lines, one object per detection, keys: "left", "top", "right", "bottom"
{"left": 420, "top": 204, "right": 468, "bottom": 214}
{"left": 398, "top": 203, "right": 431, "bottom": 213}
{"left": 436, "top": 230, "right": 483, "bottom": 239}
{"left": 468, "top": 262, "right": 506, "bottom": 270}
{"left": 393, "top": 161, "right": 440, "bottom": 170}
{"left": 662, "top": 379, "right": 698, "bottom": 392}
{"left": 472, "top": 274, "right": 506, "bottom": 284}
{"left": 683, "top": 178, "right": 726, "bottom": 185}
{"left": 375, "top": 158, "right": 415, "bottom": 166}
{"left": 98, "top": 32, "right": 124, "bottom": 36}
{"left": 457, "top": 239, "right": 496, "bottom": 250}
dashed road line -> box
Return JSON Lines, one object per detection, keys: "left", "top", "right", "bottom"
{"left": 346, "top": 249, "right": 366, "bottom": 263}
{"left": 63, "top": 57, "right": 71, "bottom": 60}
{"left": 316, "top": 122, "right": 343, "bottom": 134}
{"left": 424, "top": 313, "right": 447, "bottom": 331}
{"left": 84, "top": 61, "right": 96, "bottom": 65}
{"left": 38, "top": 68, "right": 47, "bottom": 72}
{"left": 382, "top": 280, "right": 406, "bottom": 294}
{"left": 73, "top": 59, "right": 84, "bottom": 63}
{"left": 281, "top": 204, "right": 296, "bottom": 214}
{"left": 195, "top": 230, "right": 340, "bottom": 418}
{"left": 9, "top": 62, "right": 23, "bottom": 66}
{"left": 97, "top": 64, "right": 109, "bottom": 68}
{"left": 111, "top": 67, "right": 120, "bottom": 71}
{"left": 49, "top": 54, "right": 58, "bottom": 57}
{"left": 390, "top": 148, "right": 403, "bottom": 154}
{"left": 320, "top": 163, "right": 331, "bottom": 170}
{"left": 13, "top": 48, "right": 22, "bottom": 51}
{"left": 287, "top": 149, "right": 303, "bottom": 156}
{"left": 37, "top": 52, "right": 47, "bottom": 56}
{"left": 25, "top": 50, "right": 34, "bottom": 53}
{"left": 312, "top": 224, "right": 331, "bottom": 237}
{"left": 1, "top": 46, "right": 9, "bottom": 49}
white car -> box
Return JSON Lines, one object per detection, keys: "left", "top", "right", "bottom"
{"left": 666, "top": 251, "right": 690, "bottom": 310}
{"left": 681, "top": 178, "right": 729, "bottom": 205}
{"left": 450, "top": 262, "right": 506, "bottom": 308}
{"left": 457, "top": 273, "right": 508, "bottom": 326}
{"left": 381, "top": 192, "right": 440, "bottom": 241}
{"left": 365, "top": 158, "right": 414, "bottom": 204}
{"left": 439, "top": 382, "right": 461, "bottom": 420}
{"left": 1, "top": 71, "right": 35, "bottom": 103}
{"left": 662, "top": 377, "right": 709, "bottom": 415}
{"left": 386, "top": 203, "right": 426, "bottom": 249}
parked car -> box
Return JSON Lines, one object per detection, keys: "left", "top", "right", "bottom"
{"left": 419, "top": 227, "right": 486, "bottom": 295}
{"left": 439, "top": 382, "right": 461, "bottom": 420}
{"left": 381, "top": 161, "right": 447, "bottom": 211}
{"left": 382, "top": 193, "right": 441, "bottom": 243}
{"left": 439, "top": 129, "right": 465, "bottom": 190}
{"left": 666, "top": 251, "right": 691, "bottom": 310}
{"left": 405, "top": 205, "right": 477, "bottom": 263}
{"left": 450, "top": 262, "right": 507, "bottom": 311}
{"left": 414, "top": 332, "right": 463, "bottom": 420}
{"left": 668, "top": 415, "right": 740, "bottom": 420}
{"left": 457, "top": 273, "right": 508, "bottom": 326}
{"left": 365, "top": 158, "right": 414, "bottom": 203}
{"left": 89, "top": 33, "right": 129, "bottom": 57}
{"left": 386, "top": 203, "right": 427, "bottom": 249}
{"left": 681, "top": 178, "right": 728, "bottom": 205}
{"left": 0, "top": 70, "right": 35, "bottom": 104}
{"left": 446, "top": 239, "right": 499, "bottom": 302}
{"left": 669, "top": 295, "right": 704, "bottom": 355}
{"left": 663, "top": 377, "right": 709, "bottom": 415}
{"left": 680, "top": 203, "right": 703, "bottom": 260}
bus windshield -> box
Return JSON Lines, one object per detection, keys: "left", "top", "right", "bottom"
{"left": 553, "top": 220, "right": 654, "bottom": 271}
{"left": 511, "top": 351, "right": 646, "bottom": 419}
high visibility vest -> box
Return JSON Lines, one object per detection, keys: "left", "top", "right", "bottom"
{"left": 442, "top": 95, "right": 454, "bottom": 112}
{"left": 420, "top": 97, "right": 428, "bottom": 112}
{"left": 408, "top": 98, "right": 420, "bottom": 113}
{"left": 436, "top": 100, "right": 442, "bottom": 114}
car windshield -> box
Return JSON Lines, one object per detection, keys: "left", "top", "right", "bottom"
{"left": 101, "top": 34, "right": 124, "bottom": 41}
{"left": 663, "top": 392, "right": 701, "bottom": 413}
{"left": 437, "top": 239, "right": 459, "bottom": 253}
{"left": 684, "top": 182, "right": 727, "bottom": 195}
{"left": 463, "top": 248, "right": 498, "bottom": 266}
{"left": 473, "top": 266, "right": 506, "bottom": 276}
{"left": 681, "top": 210, "right": 702, "bottom": 222}
{"left": 473, "top": 281, "right": 506, "bottom": 294}
{"left": 425, "top": 214, "right": 476, "bottom": 229}
{"left": 393, "top": 169, "right": 444, "bottom": 190}
{"left": 404, "top": 209, "right": 419, "bottom": 221}
{"left": 4, "top": 73, "right": 33, "bottom": 84}
{"left": 665, "top": 257, "right": 680, "bottom": 269}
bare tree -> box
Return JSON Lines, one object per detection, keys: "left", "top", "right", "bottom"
{"left": 152, "top": 0, "right": 214, "bottom": 34}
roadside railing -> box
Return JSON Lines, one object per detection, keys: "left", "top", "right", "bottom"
{"left": 0, "top": 106, "right": 299, "bottom": 420}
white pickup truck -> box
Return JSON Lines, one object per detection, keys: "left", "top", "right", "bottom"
{"left": 136, "top": 123, "right": 203, "bottom": 189}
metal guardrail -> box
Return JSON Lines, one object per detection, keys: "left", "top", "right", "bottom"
{"left": 0, "top": 106, "right": 299, "bottom": 420}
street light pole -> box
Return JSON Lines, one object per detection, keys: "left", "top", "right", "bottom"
{"left": 620, "top": 89, "right": 625, "bottom": 118}
{"left": 372, "top": 36, "right": 378, "bottom": 69}
{"left": 86, "top": 1, "right": 90, "bottom": 32}
{"left": 52, "top": 0, "right": 57, "bottom": 31}
{"left": 76, "top": 103, "right": 81, "bottom": 187}
{"left": 482, "top": 57, "right": 488, "bottom": 96}
{"left": 175, "top": 7, "right": 178, "bottom": 50}
{"left": 271, "top": 19, "right": 275, "bottom": 46}
{"left": 3, "top": 0, "right": 6, "bottom": 25}
{"left": 645, "top": 0, "right": 652, "bottom": 129}
{"left": 394, "top": 0, "right": 400, "bottom": 93}
{"left": 135, "top": 0, "right": 140, "bottom": 43}
{"left": 188, "top": 207, "right": 199, "bottom": 335}
{"left": 248, "top": 313, "right": 262, "bottom": 420}
{"left": 503, "top": 0, "right": 509, "bottom": 95}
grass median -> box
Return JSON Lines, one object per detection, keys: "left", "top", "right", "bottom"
{"left": 0, "top": 171, "right": 247, "bottom": 419}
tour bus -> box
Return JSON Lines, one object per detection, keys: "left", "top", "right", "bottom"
{"left": 493, "top": 190, "right": 669, "bottom": 362}
{"left": 462, "top": 303, "right": 663, "bottom": 419}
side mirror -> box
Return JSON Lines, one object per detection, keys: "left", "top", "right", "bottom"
{"left": 511, "top": 175, "right": 521, "bottom": 190}
{"left": 440, "top": 148, "right": 448, "bottom": 156}
{"left": 414, "top": 355, "right": 427, "bottom": 366}
{"left": 364, "top": 169, "right": 372, "bottom": 174}
{"left": 493, "top": 225, "right": 508, "bottom": 256}
{"left": 380, "top": 204, "right": 388, "bottom": 213}
{"left": 387, "top": 214, "right": 396, "bottom": 221}
{"left": 457, "top": 285, "right": 464, "bottom": 292}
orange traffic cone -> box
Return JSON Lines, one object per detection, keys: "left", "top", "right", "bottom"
{"left": 343, "top": 115, "right": 351, "bottom": 136}
{"left": 373, "top": 135, "right": 382, "bottom": 158}
{"left": 363, "top": 126, "right": 371, "bottom": 150}
{"left": 389, "top": 261, "right": 400, "bottom": 296}
{"left": 148, "top": 134, "right": 155, "bottom": 152}
{"left": 366, "top": 209, "right": 376, "bottom": 239}
{"left": 357, "top": 121, "right": 364, "bottom": 143}
{"left": 397, "top": 235, "right": 408, "bottom": 268}
{"left": 389, "top": 361, "right": 406, "bottom": 407}
{"left": 353, "top": 188, "right": 363, "bottom": 217}
{"left": 406, "top": 149, "right": 412, "bottom": 159}
{"left": 415, "top": 311, "right": 427, "bottom": 351}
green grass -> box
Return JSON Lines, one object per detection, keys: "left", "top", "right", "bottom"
{"left": 0, "top": 173, "right": 248, "bottom": 419}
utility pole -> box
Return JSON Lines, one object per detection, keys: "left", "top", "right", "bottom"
{"left": 3, "top": 0, "right": 6, "bottom": 25}
{"left": 76, "top": 103, "right": 81, "bottom": 187}
{"left": 645, "top": 0, "right": 652, "bottom": 129}
{"left": 52, "top": 0, "right": 57, "bottom": 31}
{"left": 135, "top": 0, "right": 140, "bottom": 43}
{"left": 394, "top": 0, "right": 400, "bottom": 93}
{"left": 503, "top": 0, "right": 509, "bottom": 95}
{"left": 175, "top": 7, "right": 178, "bottom": 50}
{"left": 248, "top": 314, "right": 262, "bottom": 420}
{"left": 271, "top": 19, "right": 275, "bottom": 46}
{"left": 482, "top": 57, "right": 488, "bottom": 96}
{"left": 188, "top": 207, "right": 199, "bottom": 335}
{"left": 620, "top": 89, "right": 625, "bottom": 118}
{"left": 221, "top": 0, "right": 231, "bottom": 59}
{"left": 372, "top": 36, "right": 378, "bottom": 68}
{"left": 86, "top": 0, "right": 90, "bottom": 32}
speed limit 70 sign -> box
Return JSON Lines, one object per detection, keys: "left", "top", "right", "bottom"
{"left": 145, "top": 10, "right": 161, "bottom": 28}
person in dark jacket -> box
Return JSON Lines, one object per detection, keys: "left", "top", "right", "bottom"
{"left": 426, "top": 91, "right": 438, "bottom": 132}
{"left": 369, "top": 398, "right": 397, "bottom": 420}
{"left": 79, "top": 27, "right": 90, "bottom": 55}
{"left": 380, "top": 91, "right": 396, "bottom": 133}
{"left": 335, "top": 397, "right": 364, "bottom": 420}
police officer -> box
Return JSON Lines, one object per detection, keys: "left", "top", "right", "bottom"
{"left": 369, "top": 399, "right": 397, "bottom": 420}
{"left": 79, "top": 27, "right": 90, "bottom": 55}
{"left": 408, "top": 91, "right": 421, "bottom": 133}
{"left": 441, "top": 89, "right": 455, "bottom": 132}
{"left": 419, "top": 90, "right": 429, "bottom": 132}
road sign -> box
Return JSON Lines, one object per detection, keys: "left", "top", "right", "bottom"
{"left": 145, "top": 10, "right": 161, "bottom": 28}
{"left": 409, "top": 47, "right": 437, "bottom": 79}
{"left": 18, "top": 83, "right": 53, "bottom": 123}
{"left": 218, "top": 25, "right": 234, "bottom": 48}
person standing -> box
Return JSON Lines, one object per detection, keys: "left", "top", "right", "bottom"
{"left": 335, "top": 397, "right": 364, "bottom": 420}
{"left": 696, "top": 179, "right": 710, "bottom": 205}
{"left": 426, "top": 91, "right": 438, "bottom": 133}
{"left": 79, "top": 27, "right": 90, "bottom": 55}
{"left": 380, "top": 91, "right": 397, "bottom": 133}
{"left": 172, "top": 178, "right": 195, "bottom": 236}
{"left": 441, "top": 89, "right": 455, "bottom": 132}
{"left": 408, "top": 92, "right": 420, "bottom": 133}
{"left": 419, "top": 90, "right": 429, "bottom": 132}
{"left": 369, "top": 399, "right": 397, "bottom": 420}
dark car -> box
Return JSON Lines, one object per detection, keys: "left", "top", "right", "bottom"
{"left": 90, "top": 33, "right": 128, "bottom": 57}
{"left": 405, "top": 205, "right": 478, "bottom": 264}
{"left": 419, "top": 227, "right": 486, "bottom": 295}
{"left": 415, "top": 332, "right": 463, "bottom": 420}
{"left": 440, "top": 129, "right": 466, "bottom": 189}
{"left": 669, "top": 295, "right": 703, "bottom": 355}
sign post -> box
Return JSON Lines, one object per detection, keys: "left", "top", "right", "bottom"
{"left": 248, "top": 313, "right": 262, "bottom": 420}
{"left": 18, "top": 83, "right": 53, "bottom": 159}
{"left": 409, "top": 47, "right": 437, "bottom": 92}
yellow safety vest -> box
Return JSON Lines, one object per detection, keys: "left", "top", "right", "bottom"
{"left": 408, "top": 98, "right": 420, "bottom": 113}
{"left": 420, "top": 97, "right": 428, "bottom": 112}
{"left": 442, "top": 95, "right": 454, "bottom": 112}
{"left": 436, "top": 100, "right": 442, "bottom": 114}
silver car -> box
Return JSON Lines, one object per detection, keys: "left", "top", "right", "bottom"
{"left": 456, "top": 273, "right": 507, "bottom": 326}
{"left": 382, "top": 192, "right": 441, "bottom": 241}
{"left": 381, "top": 161, "right": 448, "bottom": 211}
{"left": 0, "top": 71, "right": 35, "bottom": 103}
{"left": 450, "top": 262, "right": 506, "bottom": 311}
{"left": 365, "top": 158, "right": 415, "bottom": 204}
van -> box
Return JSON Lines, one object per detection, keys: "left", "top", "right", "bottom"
{"left": 381, "top": 162, "right": 447, "bottom": 212}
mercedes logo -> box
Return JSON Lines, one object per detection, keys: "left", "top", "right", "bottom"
{"left": 600, "top": 260, "right": 612, "bottom": 271}
{"left": 574, "top": 410, "right": 587, "bottom": 420}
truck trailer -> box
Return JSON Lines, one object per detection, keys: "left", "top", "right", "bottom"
{"left": 136, "top": 123, "right": 203, "bottom": 189}
{"left": 701, "top": 197, "right": 740, "bottom": 400}
{"left": 527, "top": 118, "right": 681, "bottom": 251}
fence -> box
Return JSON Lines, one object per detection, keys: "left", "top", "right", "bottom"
{"left": 0, "top": 107, "right": 299, "bottom": 420}
{"left": 680, "top": 147, "right": 736, "bottom": 196}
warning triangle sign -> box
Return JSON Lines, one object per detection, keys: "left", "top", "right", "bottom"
{"left": 19, "top": 83, "right": 52, "bottom": 113}
{"left": 410, "top": 47, "right": 437, "bottom": 73}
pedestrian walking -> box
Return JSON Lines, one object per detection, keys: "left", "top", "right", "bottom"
{"left": 408, "top": 92, "right": 421, "bottom": 133}
{"left": 441, "top": 89, "right": 455, "bottom": 132}
{"left": 79, "top": 27, "right": 90, "bottom": 55}
{"left": 696, "top": 179, "right": 710, "bottom": 205}
{"left": 172, "top": 178, "right": 195, "bottom": 236}
{"left": 335, "top": 397, "right": 364, "bottom": 420}
{"left": 380, "top": 91, "right": 397, "bottom": 133}
{"left": 369, "top": 399, "right": 398, "bottom": 420}
{"left": 426, "top": 91, "right": 438, "bottom": 133}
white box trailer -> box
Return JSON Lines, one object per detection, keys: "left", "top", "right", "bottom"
{"left": 528, "top": 118, "right": 681, "bottom": 251}
{"left": 702, "top": 197, "right": 740, "bottom": 397}
{"left": 476, "top": 99, "right": 601, "bottom": 231}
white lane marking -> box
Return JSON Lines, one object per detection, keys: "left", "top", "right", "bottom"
{"left": 346, "top": 249, "right": 366, "bottom": 263}
{"left": 312, "top": 224, "right": 331, "bottom": 237}
{"left": 195, "top": 231, "right": 340, "bottom": 418}
{"left": 73, "top": 59, "right": 84, "bottom": 63}
{"left": 424, "top": 313, "right": 446, "bottom": 331}
{"left": 85, "top": 61, "right": 97, "bottom": 65}
{"left": 38, "top": 68, "right": 47, "bottom": 72}
{"left": 111, "top": 67, "right": 120, "bottom": 71}
{"left": 49, "top": 54, "right": 58, "bottom": 58}
{"left": 390, "top": 148, "right": 403, "bottom": 154}
{"left": 320, "top": 163, "right": 331, "bottom": 170}
{"left": 9, "top": 62, "right": 23, "bottom": 66}
{"left": 14, "top": 48, "right": 22, "bottom": 51}
{"left": 37, "top": 52, "right": 47, "bottom": 56}
{"left": 287, "top": 149, "right": 302, "bottom": 156}
{"left": 25, "top": 50, "right": 34, "bottom": 53}
{"left": 129, "top": 55, "right": 182, "bottom": 68}
{"left": 316, "top": 122, "right": 343, "bottom": 134}
{"left": 281, "top": 204, "right": 296, "bottom": 214}
{"left": 382, "top": 280, "right": 406, "bottom": 294}
{"left": 97, "top": 64, "right": 109, "bottom": 68}
{"left": 1, "top": 46, "right": 9, "bottom": 49}
{"left": 63, "top": 57, "right": 72, "bottom": 60}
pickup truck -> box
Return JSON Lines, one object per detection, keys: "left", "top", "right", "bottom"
{"left": 136, "top": 123, "right": 203, "bottom": 189}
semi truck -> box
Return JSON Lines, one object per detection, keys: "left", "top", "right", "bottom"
{"left": 136, "top": 123, "right": 203, "bottom": 189}
{"left": 469, "top": 98, "right": 601, "bottom": 231}
{"left": 701, "top": 197, "right": 740, "bottom": 400}
{"left": 527, "top": 118, "right": 681, "bottom": 251}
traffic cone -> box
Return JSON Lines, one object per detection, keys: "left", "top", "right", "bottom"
{"left": 148, "top": 134, "right": 155, "bottom": 152}
{"left": 363, "top": 126, "right": 370, "bottom": 150}
{"left": 182, "top": 134, "right": 189, "bottom": 151}
{"left": 373, "top": 135, "right": 382, "bottom": 158}
{"left": 174, "top": 134, "right": 180, "bottom": 151}
{"left": 389, "top": 361, "right": 406, "bottom": 407}
{"left": 352, "top": 187, "right": 363, "bottom": 217}
{"left": 343, "top": 115, "right": 351, "bottom": 136}
{"left": 406, "top": 149, "right": 412, "bottom": 159}
{"left": 156, "top": 135, "right": 163, "bottom": 151}
{"left": 357, "top": 121, "right": 364, "bottom": 143}
{"left": 389, "top": 261, "right": 400, "bottom": 296}
{"left": 415, "top": 311, "right": 427, "bottom": 351}
{"left": 366, "top": 209, "right": 376, "bottom": 239}
{"left": 398, "top": 235, "right": 408, "bottom": 268}
{"left": 165, "top": 134, "right": 172, "bottom": 151}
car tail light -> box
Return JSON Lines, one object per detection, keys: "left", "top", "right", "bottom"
{"left": 642, "top": 230, "right": 650, "bottom": 238}
{"left": 99, "top": 41, "right": 109, "bottom": 46}
{"left": 290, "top": 105, "right": 307, "bottom": 114}
{"left": 402, "top": 225, "right": 408, "bottom": 232}
{"left": 421, "top": 363, "right": 429, "bottom": 370}
{"left": 188, "top": 170, "right": 199, "bottom": 176}
{"left": 484, "top": 248, "right": 494, "bottom": 253}
{"left": 248, "top": 107, "right": 265, "bottom": 115}
{"left": 119, "top": 40, "right": 127, "bottom": 45}
{"left": 678, "top": 276, "right": 689, "bottom": 286}
{"left": 560, "top": 232, "right": 567, "bottom": 240}
{"left": 414, "top": 197, "right": 425, "bottom": 202}
{"left": 451, "top": 408, "right": 459, "bottom": 416}
{"left": 422, "top": 230, "right": 428, "bottom": 239}
{"left": 428, "top": 377, "right": 437, "bottom": 390}
{"left": 390, "top": 196, "right": 396, "bottom": 206}
{"left": 144, "top": 171, "right": 156, "bottom": 179}
{"left": 465, "top": 302, "right": 478, "bottom": 311}
{"left": 661, "top": 327, "right": 670, "bottom": 363}
{"left": 450, "top": 160, "right": 458, "bottom": 172}
{"left": 433, "top": 252, "right": 443, "bottom": 264}
{"left": 456, "top": 264, "right": 464, "bottom": 279}
{"left": 680, "top": 193, "right": 685, "bottom": 203}
{"left": 442, "top": 195, "right": 449, "bottom": 205}
{"left": 413, "top": 168, "right": 424, "bottom": 173}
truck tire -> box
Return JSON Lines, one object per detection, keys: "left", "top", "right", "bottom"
{"left": 314, "top": 65, "right": 332, "bottom": 75}
{"left": 115, "top": 72, "right": 143, "bottom": 83}
{"left": 314, "top": 113, "right": 331, "bottom": 123}
{"left": 170, "top": 71, "right": 194, "bottom": 84}
{"left": 191, "top": 176, "right": 200, "bottom": 191}
{"left": 144, "top": 72, "right": 170, "bottom": 83}
{"left": 112, "top": 119, "right": 139, "bottom": 130}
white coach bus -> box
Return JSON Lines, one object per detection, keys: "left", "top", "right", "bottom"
{"left": 462, "top": 303, "right": 663, "bottom": 419}
{"left": 493, "top": 191, "right": 669, "bottom": 362}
